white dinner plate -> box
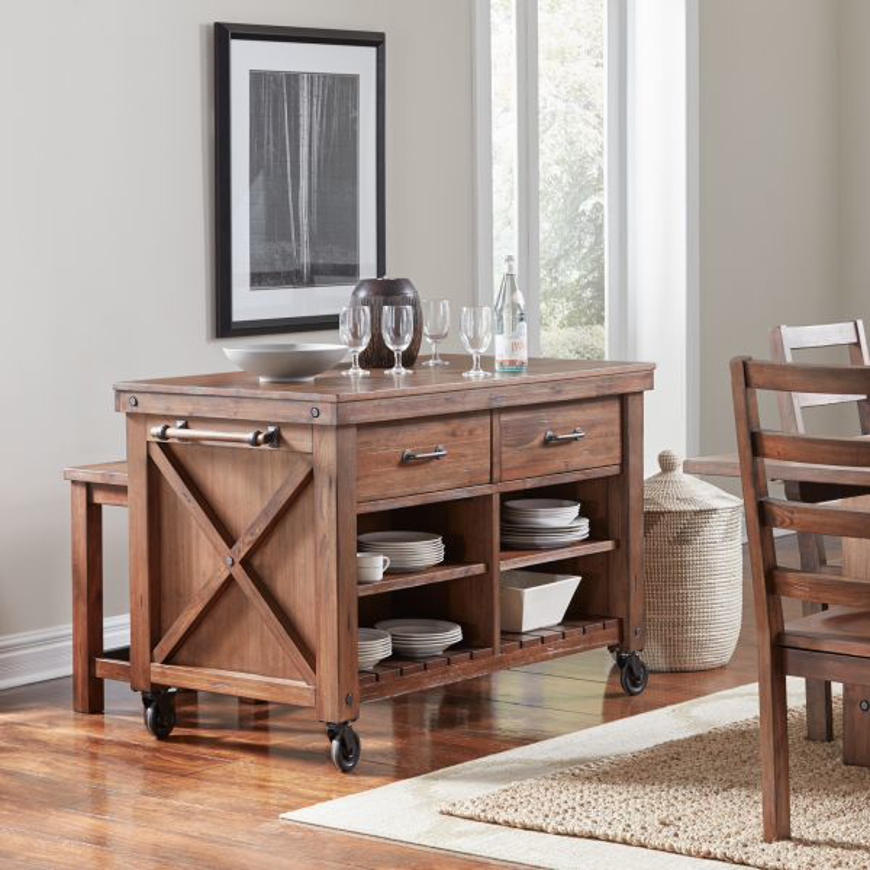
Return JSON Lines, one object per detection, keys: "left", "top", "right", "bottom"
{"left": 359, "top": 531, "right": 443, "bottom": 545}
{"left": 502, "top": 528, "right": 590, "bottom": 537}
{"left": 503, "top": 498, "right": 580, "bottom": 511}
{"left": 501, "top": 518, "right": 588, "bottom": 531}
{"left": 376, "top": 618, "right": 461, "bottom": 634}
{"left": 358, "top": 539, "right": 443, "bottom": 547}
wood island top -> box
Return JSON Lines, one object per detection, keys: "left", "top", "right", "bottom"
{"left": 114, "top": 355, "right": 655, "bottom": 404}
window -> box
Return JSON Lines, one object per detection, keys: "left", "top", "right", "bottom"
{"left": 483, "top": 0, "right": 608, "bottom": 360}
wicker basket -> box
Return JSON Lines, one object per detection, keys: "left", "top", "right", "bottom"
{"left": 642, "top": 450, "right": 743, "bottom": 672}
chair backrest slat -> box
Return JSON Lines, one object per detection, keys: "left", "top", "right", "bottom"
{"left": 753, "top": 431, "right": 870, "bottom": 467}
{"left": 762, "top": 498, "right": 870, "bottom": 539}
{"left": 773, "top": 568, "right": 870, "bottom": 608}
{"left": 797, "top": 391, "right": 866, "bottom": 409}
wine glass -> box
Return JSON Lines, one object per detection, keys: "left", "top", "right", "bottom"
{"left": 422, "top": 299, "right": 450, "bottom": 367}
{"left": 339, "top": 306, "right": 372, "bottom": 377}
{"left": 460, "top": 306, "right": 493, "bottom": 378}
{"left": 381, "top": 305, "right": 415, "bottom": 376}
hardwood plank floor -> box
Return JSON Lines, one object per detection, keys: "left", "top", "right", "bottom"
{"left": 0, "top": 542, "right": 804, "bottom": 868}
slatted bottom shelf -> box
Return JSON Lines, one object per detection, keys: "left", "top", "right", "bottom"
{"left": 95, "top": 646, "right": 132, "bottom": 682}
{"left": 359, "top": 616, "right": 621, "bottom": 701}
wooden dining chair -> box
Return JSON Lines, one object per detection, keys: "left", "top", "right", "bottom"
{"left": 732, "top": 357, "right": 870, "bottom": 841}
{"left": 769, "top": 320, "right": 870, "bottom": 742}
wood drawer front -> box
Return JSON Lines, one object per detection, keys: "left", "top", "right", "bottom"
{"left": 357, "top": 412, "right": 491, "bottom": 501}
{"left": 499, "top": 398, "right": 621, "bottom": 480}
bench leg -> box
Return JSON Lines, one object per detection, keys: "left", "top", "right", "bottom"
{"left": 71, "top": 482, "right": 104, "bottom": 713}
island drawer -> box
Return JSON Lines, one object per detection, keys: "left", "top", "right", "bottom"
{"left": 498, "top": 398, "right": 621, "bottom": 481}
{"left": 356, "top": 412, "right": 491, "bottom": 501}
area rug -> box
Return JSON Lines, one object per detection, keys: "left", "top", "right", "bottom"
{"left": 282, "top": 680, "right": 864, "bottom": 869}
{"left": 443, "top": 695, "right": 870, "bottom": 870}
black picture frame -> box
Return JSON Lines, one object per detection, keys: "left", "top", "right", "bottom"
{"left": 214, "top": 23, "right": 386, "bottom": 338}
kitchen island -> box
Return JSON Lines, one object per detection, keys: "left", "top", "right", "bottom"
{"left": 106, "top": 356, "right": 654, "bottom": 770}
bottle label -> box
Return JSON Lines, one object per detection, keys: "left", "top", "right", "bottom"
{"left": 495, "top": 322, "right": 528, "bottom": 370}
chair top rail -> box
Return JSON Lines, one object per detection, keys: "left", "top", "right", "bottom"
{"left": 753, "top": 431, "right": 870, "bottom": 467}
{"left": 778, "top": 321, "right": 860, "bottom": 351}
{"left": 744, "top": 359, "right": 870, "bottom": 397}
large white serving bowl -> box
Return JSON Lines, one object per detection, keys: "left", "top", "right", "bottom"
{"left": 223, "top": 343, "right": 347, "bottom": 383}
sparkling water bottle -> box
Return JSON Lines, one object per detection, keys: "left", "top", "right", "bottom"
{"left": 494, "top": 255, "right": 528, "bottom": 373}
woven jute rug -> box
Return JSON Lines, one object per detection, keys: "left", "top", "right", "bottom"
{"left": 441, "top": 696, "right": 870, "bottom": 870}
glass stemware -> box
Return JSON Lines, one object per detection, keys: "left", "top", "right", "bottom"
{"left": 381, "top": 305, "right": 415, "bottom": 376}
{"left": 422, "top": 299, "right": 451, "bottom": 367}
{"left": 339, "top": 306, "right": 372, "bottom": 377}
{"left": 460, "top": 306, "right": 493, "bottom": 378}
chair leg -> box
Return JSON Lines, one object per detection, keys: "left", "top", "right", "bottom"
{"left": 71, "top": 482, "right": 104, "bottom": 714}
{"left": 843, "top": 683, "right": 870, "bottom": 766}
{"left": 791, "top": 521, "right": 833, "bottom": 742}
{"left": 759, "top": 662, "right": 791, "bottom": 841}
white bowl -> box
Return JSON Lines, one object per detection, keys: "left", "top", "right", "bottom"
{"left": 223, "top": 343, "right": 347, "bottom": 383}
{"left": 500, "top": 570, "right": 582, "bottom": 633}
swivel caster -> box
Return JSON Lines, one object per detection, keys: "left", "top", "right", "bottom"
{"left": 327, "top": 722, "right": 361, "bottom": 773}
{"left": 615, "top": 651, "right": 649, "bottom": 696}
{"left": 142, "top": 690, "right": 176, "bottom": 740}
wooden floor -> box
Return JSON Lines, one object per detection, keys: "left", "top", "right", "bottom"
{"left": 0, "top": 542, "right": 805, "bottom": 869}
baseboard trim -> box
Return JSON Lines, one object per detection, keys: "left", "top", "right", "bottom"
{"left": 0, "top": 614, "right": 130, "bottom": 692}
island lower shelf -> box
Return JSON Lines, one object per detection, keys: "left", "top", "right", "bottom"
{"left": 359, "top": 618, "right": 620, "bottom": 702}
{"left": 94, "top": 616, "right": 621, "bottom": 705}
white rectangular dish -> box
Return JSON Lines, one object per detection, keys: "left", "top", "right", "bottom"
{"left": 499, "top": 570, "right": 582, "bottom": 633}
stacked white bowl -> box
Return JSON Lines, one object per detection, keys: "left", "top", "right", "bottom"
{"left": 374, "top": 619, "right": 463, "bottom": 658}
{"left": 357, "top": 531, "right": 445, "bottom": 572}
{"left": 358, "top": 627, "right": 392, "bottom": 670}
{"left": 501, "top": 498, "right": 590, "bottom": 550}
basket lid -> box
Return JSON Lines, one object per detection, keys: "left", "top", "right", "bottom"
{"left": 644, "top": 450, "right": 743, "bottom": 512}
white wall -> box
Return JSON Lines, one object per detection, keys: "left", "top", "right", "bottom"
{"left": 698, "top": 0, "right": 842, "bottom": 458}
{"left": 839, "top": 0, "right": 870, "bottom": 329}
{"left": 0, "top": 0, "right": 475, "bottom": 636}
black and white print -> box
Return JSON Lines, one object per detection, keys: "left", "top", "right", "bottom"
{"left": 215, "top": 24, "right": 384, "bottom": 337}
{"left": 248, "top": 71, "right": 360, "bottom": 290}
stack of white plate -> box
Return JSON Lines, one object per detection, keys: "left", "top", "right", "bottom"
{"left": 374, "top": 619, "right": 462, "bottom": 658}
{"left": 357, "top": 531, "right": 445, "bottom": 572}
{"left": 358, "top": 627, "right": 392, "bottom": 670}
{"left": 501, "top": 498, "right": 590, "bottom": 550}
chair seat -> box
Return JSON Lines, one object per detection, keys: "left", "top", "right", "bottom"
{"left": 779, "top": 606, "right": 870, "bottom": 658}
{"left": 63, "top": 461, "right": 128, "bottom": 488}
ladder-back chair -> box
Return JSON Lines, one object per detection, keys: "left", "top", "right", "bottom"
{"left": 769, "top": 320, "right": 870, "bottom": 742}
{"left": 732, "top": 357, "right": 870, "bottom": 841}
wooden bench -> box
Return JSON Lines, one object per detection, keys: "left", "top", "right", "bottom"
{"left": 64, "top": 461, "right": 266, "bottom": 713}
{"left": 63, "top": 462, "right": 128, "bottom": 713}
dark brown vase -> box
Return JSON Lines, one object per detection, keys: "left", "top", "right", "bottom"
{"left": 350, "top": 277, "right": 423, "bottom": 368}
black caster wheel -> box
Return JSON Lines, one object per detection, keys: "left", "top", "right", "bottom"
{"left": 611, "top": 649, "right": 630, "bottom": 669}
{"left": 327, "top": 722, "right": 361, "bottom": 773}
{"left": 142, "top": 692, "right": 176, "bottom": 740}
{"left": 617, "top": 652, "right": 649, "bottom": 696}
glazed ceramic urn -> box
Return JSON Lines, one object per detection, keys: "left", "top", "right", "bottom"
{"left": 350, "top": 277, "right": 423, "bottom": 368}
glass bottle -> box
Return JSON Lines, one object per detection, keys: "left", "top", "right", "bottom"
{"left": 494, "top": 255, "right": 528, "bottom": 373}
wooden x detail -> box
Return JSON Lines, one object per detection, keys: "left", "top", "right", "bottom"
{"left": 147, "top": 442, "right": 315, "bottom": 683}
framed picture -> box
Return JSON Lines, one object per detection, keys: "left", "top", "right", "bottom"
{"left": 215, "top": 23, "right": 385, "bottom": 338}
